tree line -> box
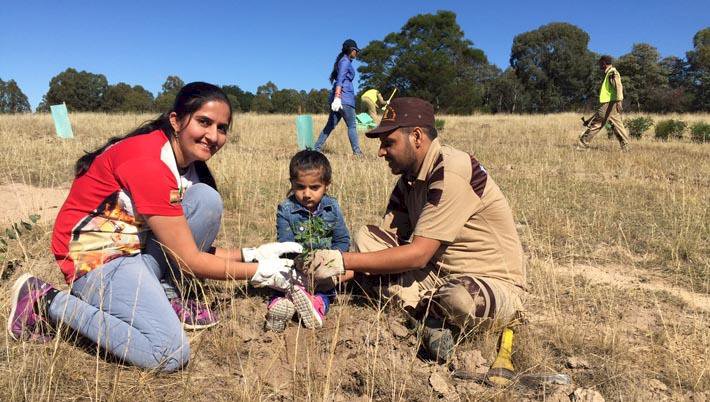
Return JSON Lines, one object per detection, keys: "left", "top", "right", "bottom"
{"left": 358, "top": 11, "right": 708, "bottom": 114}
{"left": 1, "top": 11, "right": 707, "bottom": 114}
{"left": 0, "top": 71, "right": 333, "bottom": 115}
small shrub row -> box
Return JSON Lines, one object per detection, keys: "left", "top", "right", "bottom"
{"left": 626, "top": 116, "right": 654, "bottom": 139}
{"left": 610, "top": 117, "right": 709, "bottom": 143}
{"left": 607, "top": 117, "right": 655, "bottom": 139}
{"left": 654, "top": 119, "right": 687, "bottom": 141}
{"left": 653, "top": 119, "right": 710, "bottom": 142}
{"left": 690, "top": 121, "right": 710, "bottom": 143}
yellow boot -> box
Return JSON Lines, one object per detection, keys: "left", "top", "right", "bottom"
{"left": 486, "top": 327, "right": 515, "bottom": 386}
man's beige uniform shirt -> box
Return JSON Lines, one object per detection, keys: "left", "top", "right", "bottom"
{"left": 605, "top": 66, "right": 624, "bottom": 101}
{"left": 381, "top": 138, "right": 525, "bottom": 289}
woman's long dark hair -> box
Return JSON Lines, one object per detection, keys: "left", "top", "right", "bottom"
{"left": 74, "top": 82, "right": 232, "bottom": 190}
{"left": 329, "top": 51, "right": 348, "bottom": 84}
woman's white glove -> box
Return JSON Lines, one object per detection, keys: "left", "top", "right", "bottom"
{"left": 331, "top": 97, "right": 342, "bottom": 112}
{"left": 242, "top": 242, "right": 303, "bottom": 263}
{"left": 249, "top": 257, "right": 305, "bottom": 291}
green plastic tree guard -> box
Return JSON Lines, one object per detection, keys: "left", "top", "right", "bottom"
{"left": 296, "top": 115, "right": 314, "bottom": 149}
{"left": 50, "top": 103, "right": 74, "bottom": 139}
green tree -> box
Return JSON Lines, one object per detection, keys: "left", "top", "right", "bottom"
{"left": 225, "top": 94, "right": 240, "bottom": 112}
{"left": 687, "top": 27, "right": 710, "bottom": 111}
{"left": 251, "top": 81, "right": 278, "bottom": 113}
{"left": 162, "top": 75, "right": 184, "bottom": 93}
{"left": 358, "top": 10, "right": 493, "bottom": 113}
{"left": 615, "top": 43, "right": 669, "bottom": 112}
{"left": 272, "top": 89, "right": 304, "bottom": 113}
{"left": 0, "top": 78, "right": 31, "bottom": 113}
{"left": 510, "top": 22, "right": 595, "bottom": 112}
{"left": 304, "top": 88, "right": 330, "bottom": 113}
{"left": 103, "top": 83, "right": 154, "bottom": 112}
{"left": 237, "top": 91, "right": 255, "bottom": 112}
{"left": 221, "top": 85, "right": 242, "bottom": 112}
{"left": 484, "top": 68, "right": 530, "bottom": 113}
{"left": 661, "top": 56, "right": 690, "bottom": 89}
{"left": 154, "top": 75, "right": 185, "bottom": 111}
{"left": 655, "top": 56, "right": 694, "bottom": 112}
{"left": 221, "top": 85, "right": 255, "bottom": 112}
{"left": 39, "top": 68, "right": 108, "bottom": 112}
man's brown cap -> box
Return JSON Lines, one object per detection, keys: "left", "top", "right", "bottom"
{"left": 365, "top": 97, "right": 435, "bottom": 138}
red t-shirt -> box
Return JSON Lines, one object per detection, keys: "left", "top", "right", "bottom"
{"left": 52, "top": 130, "right": 186, "bottom": 283}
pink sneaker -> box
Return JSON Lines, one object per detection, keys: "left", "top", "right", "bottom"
{"left": 290, "top": 286, "right": 325, "bottom": 329}
{"left": 170, "top": 297, "right": 219, "bottom": 330}
{"left": 8, "top": 273, "right": 56, "bottom": 342}
{"left": 265, "top": 296, "right": 295, "bottom": 332}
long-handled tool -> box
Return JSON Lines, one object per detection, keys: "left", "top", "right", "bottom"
{"left": 381, "top": 88, "right": 398, "bottom": 111}
{"left": 581, "top": 115, "right": 593, "bottom": 127}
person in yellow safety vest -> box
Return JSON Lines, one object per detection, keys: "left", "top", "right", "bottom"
{"left": 578, "top": 55, "right": 631, "bottom": 152}
{"left": 361, "top": 89, "right": 388, "bottom": 121}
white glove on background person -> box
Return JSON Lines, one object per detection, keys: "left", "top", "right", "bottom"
{"left": 249, "top": 257, "right": 305, "bottom": 291}
{"left": 242, "top": 242, "right": 303, "bottom": 263}
{"left": 331, "top": 97, "right": 342, "bottom": 112}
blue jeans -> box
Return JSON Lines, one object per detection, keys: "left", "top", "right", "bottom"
{"left": 314, "top": 105, "right": 362, "bottom": 155}
{"left": 47, "top": 183, "right": 222, "bottom": 372}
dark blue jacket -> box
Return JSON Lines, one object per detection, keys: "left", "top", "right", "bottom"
{"left": 276, "top": 194, "right": 350, "bottom": 252}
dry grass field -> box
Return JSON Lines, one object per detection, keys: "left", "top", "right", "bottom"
{"left": 0, "top": 112, "right": 707, "bottom": 401}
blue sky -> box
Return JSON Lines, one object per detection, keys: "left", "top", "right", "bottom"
{"left": 1, "top": 0, "right": 707, "bottom": 109}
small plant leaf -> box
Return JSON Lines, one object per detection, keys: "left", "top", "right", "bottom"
{"left": 6, "top": 228, "right": 17, "bottom": 240}
{"left": 29, "top": 214, "right": 40, "bottom": 223}
{"left": 21, "top": 221, "right": 33, "bottom": 230}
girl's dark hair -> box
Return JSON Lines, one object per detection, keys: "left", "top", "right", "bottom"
{"left": 329, "top": 51, "right": 347, "bottom": 84}
{"left": 74, "top": 82, "right": 232, "bottom": 190}
{"left": 289, "top": 150, "right": 332, "bottom": 184}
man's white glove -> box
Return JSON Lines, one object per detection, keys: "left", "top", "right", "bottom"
{"left": 242, "top": 242, "right": 303, "bottom": 263}
{"left": 249, "top": 257, "right": 305, "bottom": 291}
{"left": 381, "top": 100, "right": 390, "bottom": 111}
{"left": 295, "top": 250, "right": 345, "bottom": 281}
{"left": 331, "top": 97, "right": 342, "bottom": 112}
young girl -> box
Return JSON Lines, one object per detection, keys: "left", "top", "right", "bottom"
{"left": 267, "top": 150, "right": 350, "bottom": 331}
{"left": 8, "top": 82, "right": 300, "bottom": 372}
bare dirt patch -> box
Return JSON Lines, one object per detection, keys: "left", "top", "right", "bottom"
{"left": 556, "top": 263, "right": 710, "bottom": 313}
{"left": 0, "top": 183, "right": 68, "bottom": 225}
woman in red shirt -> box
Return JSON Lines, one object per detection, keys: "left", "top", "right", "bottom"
{"left": 8, "top": 82, "right": 300, "bottom": 372}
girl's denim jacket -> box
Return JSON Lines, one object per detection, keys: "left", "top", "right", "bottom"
{"left": 276, "top": 194, "right": 350, "bottom": 252}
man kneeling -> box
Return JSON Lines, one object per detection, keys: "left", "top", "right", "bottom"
{"left": 298, "top": 97, "right": 526, "bottom": 362}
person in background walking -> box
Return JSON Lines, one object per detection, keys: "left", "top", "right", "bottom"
{"left": 314, "top": 39, "right": 363, "bottom": 156}
{"left": 578, "top": 55, "right": 631, "bottom": 152}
